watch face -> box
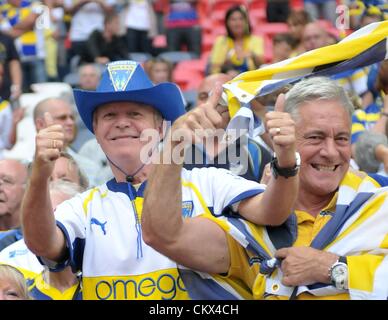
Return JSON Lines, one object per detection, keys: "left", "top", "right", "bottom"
{"left": 332, "top": 263, "right": 348, "bottom": 289}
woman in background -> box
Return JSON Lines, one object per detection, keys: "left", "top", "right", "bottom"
{"left": 208, "top": 5, "right": 263, "bottom": 75}
{"left": 0, "top": 264, "right": 31, "bottom": 300}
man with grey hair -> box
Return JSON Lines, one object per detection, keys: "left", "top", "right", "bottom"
{"left": 33, "top": 98, "right": 100, "bottom": 186}
{"left": 0, "top": 159, "right": 28, "bottom": 251}
{"left": 143, "top": 76, "right": 388, "bottom": 300}
{"left": 0, "top": 180, "right": 84, "bottom": 299}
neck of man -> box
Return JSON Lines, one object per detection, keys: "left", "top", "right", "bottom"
{"left": 111, "top": 163, "right": 153, "bottom": 184}
{"left": 0, "top": 211, "right": 20, "bottom": 230}
{"left": 295, "top": 190, "right": 335, "bottom": 218}
{"left": 44, "top": 267, "right": 79, "bottom": 293}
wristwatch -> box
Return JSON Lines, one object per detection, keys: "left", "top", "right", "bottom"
{"left": 270, "top": 152, "right": 301, "bottom": 179}
{"left": 329, "top": 256, "right": 348, "bottom": 290}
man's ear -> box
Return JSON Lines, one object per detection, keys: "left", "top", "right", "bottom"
{"left": 35, "top": 117, "right": 45, "bottom": 131}
{"left": 159, "top": 119, "right": 169, "bottom": 141}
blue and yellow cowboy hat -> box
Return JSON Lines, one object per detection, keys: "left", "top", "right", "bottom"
{"left": 73, "top": 60, "right": 186, "bottom": 133}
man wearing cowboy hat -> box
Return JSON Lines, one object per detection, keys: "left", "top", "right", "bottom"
{"left": 21, "top": 60, "right": 299, "bottom": 300}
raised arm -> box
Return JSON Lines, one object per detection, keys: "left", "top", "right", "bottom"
{"left": 22, "top": 113, "right": 67, "bottom": 262}
{"left": 142, "top": 85, "right": 230, "bottom": 274}
{"left": 237, "top": 94, "right": 299, "bottom": 226}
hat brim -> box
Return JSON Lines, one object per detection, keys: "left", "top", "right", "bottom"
{"left": 73, "top": 82, "right": 186, "bottom": 133}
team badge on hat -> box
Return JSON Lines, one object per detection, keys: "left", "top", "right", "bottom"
{"left": 108, "top": 61, "right": 137, "bottom": 92}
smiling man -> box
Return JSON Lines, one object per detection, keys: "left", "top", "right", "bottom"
{"left": 21, "top": 60, "right": 299, "bottom": 300}
{"left": 180, "top": 77, "right": 388, "bottom": 300}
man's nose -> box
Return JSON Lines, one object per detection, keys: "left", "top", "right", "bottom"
{"left": 320, "top": 138, "right": 340, "bottom": 158}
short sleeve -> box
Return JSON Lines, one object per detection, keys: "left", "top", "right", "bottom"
{"left": 209, "top": 168, "right": 265, "bottom": 215}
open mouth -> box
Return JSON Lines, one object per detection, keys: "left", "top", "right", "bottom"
{"left": 311, "top": 164, "right": 339, "bottom": 172}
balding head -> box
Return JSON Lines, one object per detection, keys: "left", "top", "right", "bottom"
{"left": 0, "top": 159, "right": 28, "bottom": 230}
{"left": 33, "top": 98, "right": 76, "bottom": 145}
{"left": 197, "top": 73, "right": 233, "bottom": 106}
{"left": 78, "top": 64, "right": 101, "bottom": 91}
{"left": 302, "top": 22, "right": 330, "bottom": 52}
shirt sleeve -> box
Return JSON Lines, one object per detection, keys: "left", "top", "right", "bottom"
{"left": 208, "top": 167, "right": 265, "bottom": 215}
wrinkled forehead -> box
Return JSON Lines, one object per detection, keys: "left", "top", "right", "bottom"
{"left": 296, "top": 100, "right": 351, "bottom": 129}
{"left": 0, "top": 160, "right": 26, "bottom": 180}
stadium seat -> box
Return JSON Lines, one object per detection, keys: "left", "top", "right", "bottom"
{"left": 256, "top": 22, "right": 289, "bottom": 38}
{"left": 31, "top": 82, "right": 73, "bottom": 96}
{"left": 128, "top": 52, "right": 153, "bottom": 63}
{"left": 158, "top": 51, "right": 197, "bottom": 64}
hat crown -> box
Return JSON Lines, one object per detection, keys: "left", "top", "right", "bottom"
{"left": 97, "top": 60, "right": 153, "bottom": 92}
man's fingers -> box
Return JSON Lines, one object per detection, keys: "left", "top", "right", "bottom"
{"left": 207, "top": 83, "right": 224, "bottom": 110}
{"left": 44, "top": 112, "right": 54, "bottom": 128}
{"left": 274, "top": 93, "right": 285, "bottom": 113}
{"left": 275, "top": 248, "right": 289, "bottom": 259}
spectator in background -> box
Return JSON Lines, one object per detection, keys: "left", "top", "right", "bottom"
{"left": 354, "top": 131, "right": 388, "bottom": 176}
{"left": 49, "top": 152, "right": 89, "bottom": 189}
{"left": 0, "top": 57, "right": 24, "bottom": 160}
{"left": 302, "top": 21, "right": 331, "bottom": 53}
{"left": 33, "top": 98, "right": 100, "bottom": 186}
{"left": 184, "top": 73, "right": 272, "bottom": 182}
{"left": 78, "top": 63, "right": 102, "bottom": 91}
{"left": 84, "top": 12, "right": 128, "bottom": 65}
{"left": 0, "top": 153, "right": 88, "bottom": 281}
{"left": 27, "top": 180, "right": 83, "bottom": 300}
{"left": 287, "top": 9, "right": 311, "bottom": 56}
{"left": 0, "top": 31, "right": 22, "bottom": 102}
{"left": 303, "top": 0, "right": 337, "bottom": 26}
{"left": 0, "top": 159, "right": 28, "bottom": 251}
{"left": 64, "top": 0, "right": 116, "bottom": 65}
{"left": 124, "top": 0, "right": 157, "bottom": 55}
{"left": 0, "top": 264, "right": 31, "bottom": 300}
{"left": 1, "top": 0, "right": 47, "bottom": 92}
{"left": 145, "top": 57, "right": 173, "bottom": 84}
{"left": 351, "top": 61, "right": 388, "bottom": 148}
{"left": 271, "top": 33, "right": 296, "bottom": 63}
{"left": 303, "top": 21, "right": 369, "bottom": 105}
{"left": 165, "top": 0, "right": 202, "bottom": 57}
{"left": 209, "top": 5, "right": 263, "bottom": 75}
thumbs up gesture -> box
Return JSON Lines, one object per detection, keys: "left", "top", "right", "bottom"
{"left": 170, "top": 83, "right": 226, "bottom": 148}
{"left": 34, "top": 112, "right": 65, "bottom": 175}
{"left": 265, "top": 94, "right": 297, "bottom": 168}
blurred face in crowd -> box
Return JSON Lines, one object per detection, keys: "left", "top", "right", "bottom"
{"left": 49, "top": 101, "right": 76, "bottom": 144}
{"left": 0, "top": 272, "right": 26, "bottom": 300}
{"left": 273, "top": 41, "right": 293, "bottom": 62}
{"left": 0, "top": 160, "right": 27, "bottom": 229}
{"left": 79, "top": 65, "right": 100, "bottom": 91}
{"left": 295, "top": 100, "right": 351, "bottom": 199}
{"left": 93, "top": 102, "right": 163, "bottom": 169}
{"left": 197, "top": 73, "right": 232, "bottom": 129}
{"left": 106, "top": 15, "right": 121, "bottom": 36}
{"left": 288, "top": 20, "right": 305, "bottom": 40}
{"left": 227, "top": 10, "right": 247, "bottom": 38}
{"left": 302, "top": 23, "right": 329, "bottom": 51}
{"left": 50, "top": 156, "right": 81, "bottom": 185}
{"left": 149, "top": 61, "right": 171, "bottom": 84}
